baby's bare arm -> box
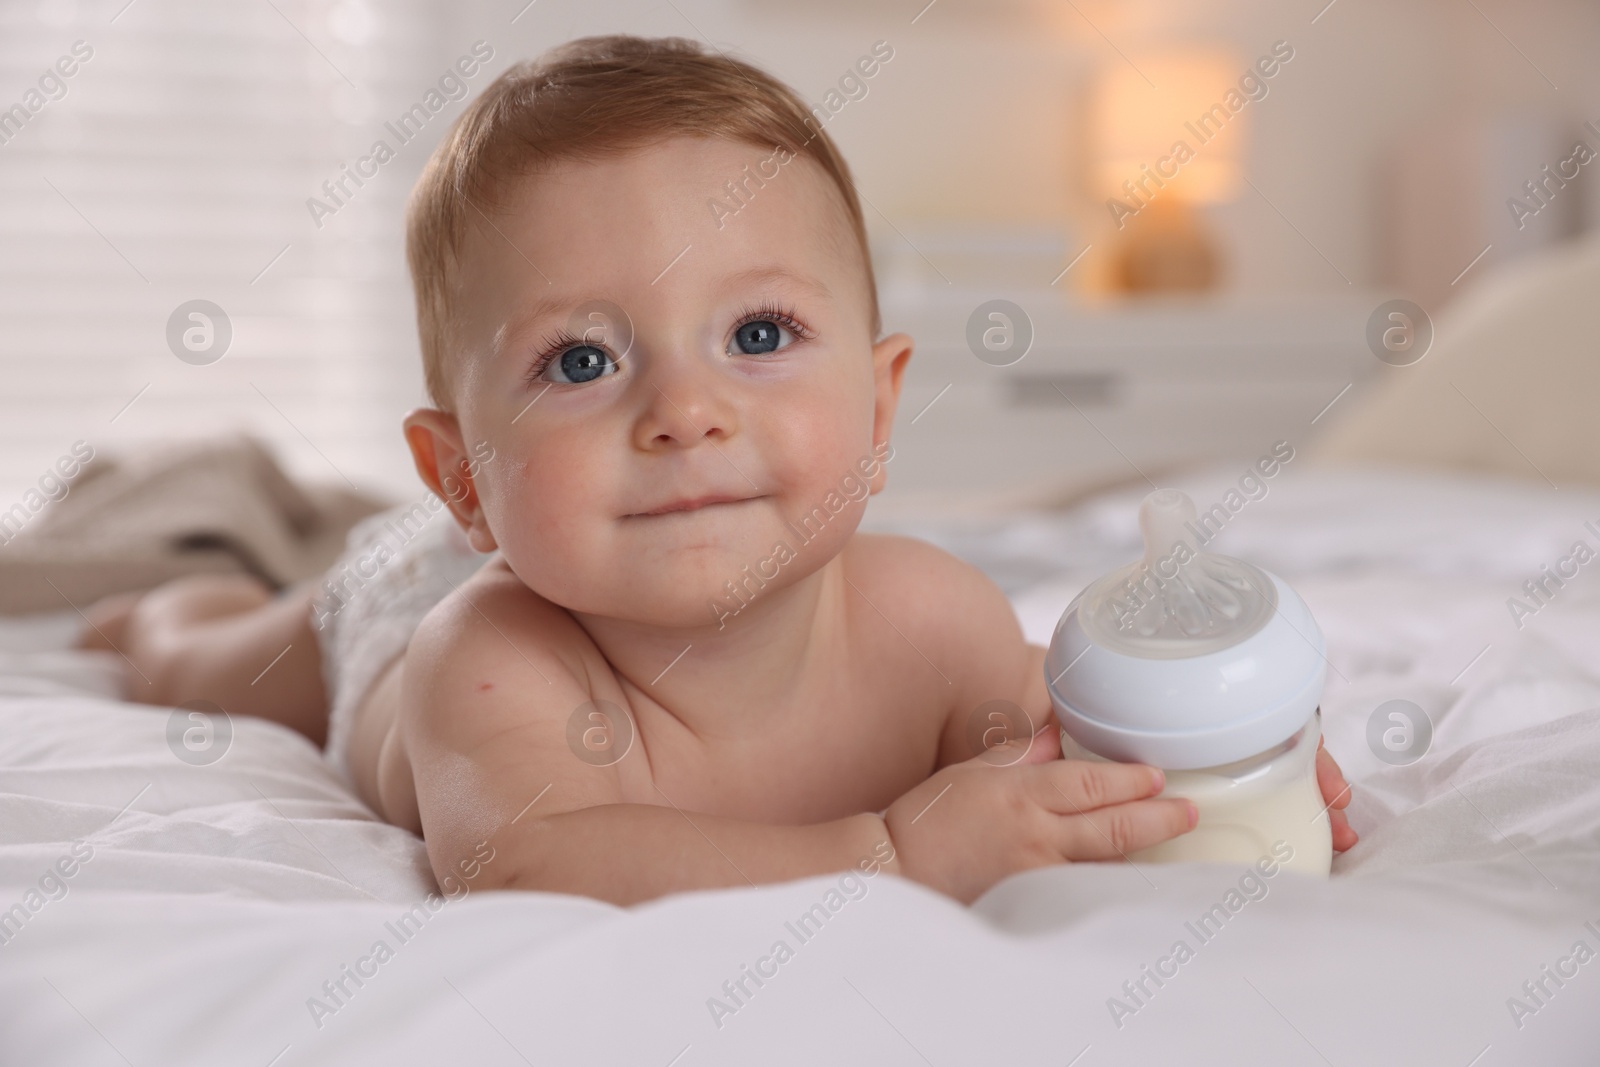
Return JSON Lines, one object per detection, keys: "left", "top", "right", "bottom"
{"left": 401, "top": 572, "right": 896, "bottom": 907}
{"left": 489, "top": 806, "right": 894, "bottom": 904}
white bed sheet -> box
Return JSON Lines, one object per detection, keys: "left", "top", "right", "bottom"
{"left": 1, "top": 465, "right": 1598, "bottom": 1065}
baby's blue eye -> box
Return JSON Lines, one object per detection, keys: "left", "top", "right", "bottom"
{"left": 544, "top": 344, "right": 615, "bottom": 384}
{"left": 729, "top": 319, "right": 790, "bottom": 356}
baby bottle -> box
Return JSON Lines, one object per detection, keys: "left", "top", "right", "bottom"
{"left": 1044, "top": 488, "right": 1332, "bottom": 875}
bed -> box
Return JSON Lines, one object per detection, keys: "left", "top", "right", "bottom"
{"left": 2, "top": 460, "right": 1598, "bottom": 1065}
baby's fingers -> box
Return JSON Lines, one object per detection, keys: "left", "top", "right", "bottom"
{"left": 1032, "top": 758, "right": 1166, "bottom": 815}
{"left": 1329, "top": 806, "right": 1358, "bottom": 852}
{"left": 1056, "top": 797, "right": 1197, "bottom": 862}
{"left": 1315, "top": 742, "right": 1352, "bottom": 810}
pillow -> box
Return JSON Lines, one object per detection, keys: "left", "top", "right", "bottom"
{"left": 1310, "top": 233, "right": 1600, "bottom": 487}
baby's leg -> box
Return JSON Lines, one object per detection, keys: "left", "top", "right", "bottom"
{"left": 81, "top": 575, "right": 330, "bottom": 746}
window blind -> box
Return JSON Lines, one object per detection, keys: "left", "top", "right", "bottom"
{"left": 0, "top": 0, "right": 468, "bottom": 510}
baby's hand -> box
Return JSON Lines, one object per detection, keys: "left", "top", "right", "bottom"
{"left": 883, "top": 725, "right": 1196, "bottom": 904}
{"left": 1317, "top": 737, "right": 1358, "bottom": 852}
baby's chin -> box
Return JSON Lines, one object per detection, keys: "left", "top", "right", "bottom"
{"left": 503, "top": 509, "right": 851, "bottom": 627}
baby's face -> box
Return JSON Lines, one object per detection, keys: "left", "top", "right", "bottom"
{"left": 432, "top": 136, "right": 909, "bottom": 627}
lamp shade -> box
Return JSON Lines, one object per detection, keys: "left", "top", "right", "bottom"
{"left": 1092, "top": 50, "right": 1246, "bottom": 206}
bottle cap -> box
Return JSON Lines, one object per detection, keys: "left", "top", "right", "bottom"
{"left": 1045, "top": 489, "right": 1327, "bottom": 769}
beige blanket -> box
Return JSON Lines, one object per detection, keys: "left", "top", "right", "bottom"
{"left": 0, "top": 435, "right": 392, "bottom": 615}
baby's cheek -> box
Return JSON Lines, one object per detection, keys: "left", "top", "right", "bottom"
{"left": 485, "top": 445, "right": 583, "bottom": 547}
{"left": 510, "top": 475, "right": 584, "bottom": 552}
{"left": 776, "top": 397, "right": 873, "bottom": 487}
{"left": 496, "top": 503, "right": 592, "bottom": 604}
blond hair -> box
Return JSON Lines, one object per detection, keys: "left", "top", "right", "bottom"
{"left": 406, "top": 35, "right": 879, "bottom": 408}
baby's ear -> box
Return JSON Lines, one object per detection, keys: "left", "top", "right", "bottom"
{"left": 869, "top": 332, "right": 913, "bottom": 493}
{"left": 402, "top": 408, "right": 498, "bottom": 553}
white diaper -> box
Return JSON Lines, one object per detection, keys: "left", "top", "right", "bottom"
{"left": 310, "top": 501, "right": 494, "bottom": 780}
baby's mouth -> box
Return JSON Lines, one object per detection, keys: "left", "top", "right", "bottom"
{"left": 629, "top": 493, "right": 762, "bottom": 518}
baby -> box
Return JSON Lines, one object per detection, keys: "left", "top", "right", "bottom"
{"left": 86, "top": 35, "right": 1355, "bottom": 906}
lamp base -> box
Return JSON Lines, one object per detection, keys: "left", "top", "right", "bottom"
{"left": 1110, "top": 198, "right": 1221, "bottom": 293}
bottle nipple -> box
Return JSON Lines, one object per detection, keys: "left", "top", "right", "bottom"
{"left": 1139, "top": 488, "right": 1198, "bottom": 569}
{"left": 1077, "top": 489, "right": 1277, "bottom": 658}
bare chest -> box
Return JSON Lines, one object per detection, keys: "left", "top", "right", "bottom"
{"left": 607, "top": 650, "right": 948, "bottom": 825}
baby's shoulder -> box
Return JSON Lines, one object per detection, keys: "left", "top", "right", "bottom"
{"left": 841, "top": 531, "right": 1025, "bottom": 660}
{"left": 843, "top": 530, "right": 979, "bottom": 586}
{"left": 405, "top": 557, "right": 598, "bottom": 698}
{"left": 842, "top": 533, "right": 1038, "bottom": 765}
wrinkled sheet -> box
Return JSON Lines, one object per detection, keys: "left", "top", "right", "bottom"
{"left": 1, "top": 465, "right": 1597, "bottom": 1064}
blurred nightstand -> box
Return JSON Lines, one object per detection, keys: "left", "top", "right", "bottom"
{"left": 872, "top": 288, "right": 1385, "bottom": 516}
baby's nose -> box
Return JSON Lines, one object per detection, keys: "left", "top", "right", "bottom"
{"left": 632, "top": 369, "right": 739, "bottom": 450}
